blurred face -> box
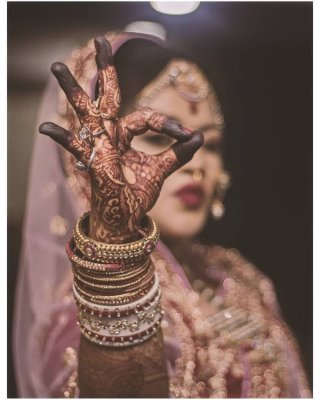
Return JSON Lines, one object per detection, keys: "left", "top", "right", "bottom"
{"left": 132, "top": 86, "right": 223, "bottom": 242}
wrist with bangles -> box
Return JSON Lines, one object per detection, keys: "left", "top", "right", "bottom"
{"left": 73, "top": 212, "right": 160, "bottom": 263}
{"left": 67, "top": 212, "right": 163, "bottom": 347}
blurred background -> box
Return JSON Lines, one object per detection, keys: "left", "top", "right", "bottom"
{"left": 8, "top": 2, "right": 312, "bottom": 396}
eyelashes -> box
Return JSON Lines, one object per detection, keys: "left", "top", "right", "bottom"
{"left": 142, "top": 134, "right": 221, "bottom": 153}
{"left": 143, "top": 134, "right": 175, "bottom": 147}
{"left": 203, "top": 141, "right": 222, "bottom": 153}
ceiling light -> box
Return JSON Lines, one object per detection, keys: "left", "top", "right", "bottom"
{"left": 150, "top": 1, "right": 200, "bottom": 15}
{"left": 124, "top": 21, "right": 167, "bottom": 41}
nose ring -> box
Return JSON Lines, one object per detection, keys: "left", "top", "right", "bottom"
{"left": 192, "top": 169, "right": 203, "bottom": 181}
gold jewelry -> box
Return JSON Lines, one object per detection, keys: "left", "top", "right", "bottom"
{"left": 77, "top": 299, "right": 162, "bottom": 337}
{"left": 66, "top": 238, "right": 138, "bottom": 273}
{"left": 211, "top": 171, "right": 230, "bottom": 220}
{"left": 192, "top": 169, "right": 203, "bottom": 182}
{"left": 133, "top": 59, "right": 225, "bottom": 130}
{"left": 73, "top": 264, "right": 154, "bottom": 292}
{"left": 72, "top": 258, "right": 151, "bottom": 282}
{"left": 73, "top": 273, "right": 161, "bottom": 316}
{"left": 75, "top": 288, "right": 161, "bottom": 319}
{"left": 73, "top": 213, "right": 160, "bottom": 262}
{"left": 73, "top": 278, "right": 154, "bottom": 305}
{"left": 78, "top": 318, "right": 162, "bottom": 347}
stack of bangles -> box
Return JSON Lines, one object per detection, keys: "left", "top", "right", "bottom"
{"left": 66, "top": 212, "right": 163, "bottom": 347}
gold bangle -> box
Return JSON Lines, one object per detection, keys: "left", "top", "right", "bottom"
{"left": 73, "top": 213, "right": 160, "bottom": 262}
{"left": 73, "top": 279, "right": 154, "bottom": 305}
{"left": 72, "top": 259, "right": 151, "bottom": 283}
{"left": 73, "top": 265, "right": 154, "bottom": 292}
{"left": 74, "top": 280, "right": 145, "bottom": 302}
{"left": 66, "top": 238, "right": 126, "bottom": 275}
{"left": 66, "top": 238, "right": 140, "bottom": 273}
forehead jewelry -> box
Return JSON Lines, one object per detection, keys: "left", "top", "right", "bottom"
{"left": 133, "top": 59, "right": 225, "bottom": 130}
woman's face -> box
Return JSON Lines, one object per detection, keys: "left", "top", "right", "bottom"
{"left": 131, "top": 86, "right": 223, "bottom": 242}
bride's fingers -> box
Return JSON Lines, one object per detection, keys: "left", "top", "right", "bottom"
{"left": 94, "top": 36, "right": 121, "bottom": 118}
{"left": 118, "top": 108, "right": 191, "bottom": 149}
{"left": 172, "top": 131, "right": 204, "bottom": 165}
{"left": 39, "top": 122, "right": 91, "bottom": 163}
{"left": 39, "top": 122, "right": 71, "bottom": 150}
{"left": 51, "top": 62, "right": 94, "bottom": 117}
{"left": 94, "top": 36, "right": 113, "bottom": 70}
{"left": 157, "top": 131, "right": 204, "bottom": 177}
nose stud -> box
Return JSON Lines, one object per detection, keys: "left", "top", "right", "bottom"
{"left": 192, "top": 169, "right": 203, "bottom": 181}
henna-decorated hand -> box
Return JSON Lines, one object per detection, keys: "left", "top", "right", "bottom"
{"left": 40, "top": 37, "right": 203, "bottom": 243}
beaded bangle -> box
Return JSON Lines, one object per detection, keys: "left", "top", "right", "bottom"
{"left": 70, "top": 210, "right": 162, "bottom": 346}
{"left": 76, "top": 289, "right": 161, "bottom": 320}
{"left": 66, "top": 239, "right": 135, "bottom": 273}
{"left": 73, "top": 278, "right": 154, "bottom": 305}
{"left": 74, "top": 270, "right": 163, "bottom": 347}
{"left": 73, "top": 273, "right": 161, "bottom": 315}
{"left": 72, "top": 260, "right": 151, "bottom": 284}
{"left": 79, "top": 318, "right": 162, "bottom": 347}
{"left": 73, "top": 264, "right": 155, "bottom": 292}
{"left": 73, "top": 213, "right": 160, "bottom": 263}
{"left": 78, "top": 297, "right": 162, "bottom": 343}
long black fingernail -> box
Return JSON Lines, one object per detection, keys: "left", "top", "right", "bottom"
{"left": 173, "top": 131, "right": 204, "bottom": 164}
{"left": 94, "top": 36, "right": 113, "bottom": 68}
{"left": 163, "top": 120, "right": 190, "bottom": 142}
{"left": 50, "top": 62, "right": 78, "bottom": 94}
{"left": 39, "top": 122, "right": 70, "bottom": 149}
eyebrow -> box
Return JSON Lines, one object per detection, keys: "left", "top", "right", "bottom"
{"left": 199, "top": 123, "right": 219, "bottom": 132}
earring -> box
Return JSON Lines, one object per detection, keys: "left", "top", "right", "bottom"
{"left": 211, "top": 172, "right": 230, "bottom": 220}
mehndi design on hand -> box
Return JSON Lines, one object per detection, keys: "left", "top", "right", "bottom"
{"left": 39, "top": 36, "right": 204, "bottom": 243}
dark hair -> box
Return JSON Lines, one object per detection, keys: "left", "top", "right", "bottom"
{"left": 113, "top": 38, "right": 195, "bottom": 115}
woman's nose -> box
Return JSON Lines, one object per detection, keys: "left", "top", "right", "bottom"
{"left": 180, "top": 146, "right": 206, "bottom": 178}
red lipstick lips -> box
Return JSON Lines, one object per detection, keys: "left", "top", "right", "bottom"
{"left": 175, "top": 183, "right": 205, "bottom": 209}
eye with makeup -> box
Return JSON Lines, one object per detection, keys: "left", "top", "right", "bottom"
{"left": 133, "top": 127, "right": 222, "bottom": 155}
{"left": 203, "top": 139, "right": 222, "bottom": 153}
{"left": 142, "top": 132, "right": 175, "bottom": 148}
{"left": 199, "top": 124, "right": 223, "bottom": 154}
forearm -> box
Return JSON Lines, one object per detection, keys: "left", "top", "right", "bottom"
{"left": 79, "top": 329, "right": 169, "bottom": 398}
